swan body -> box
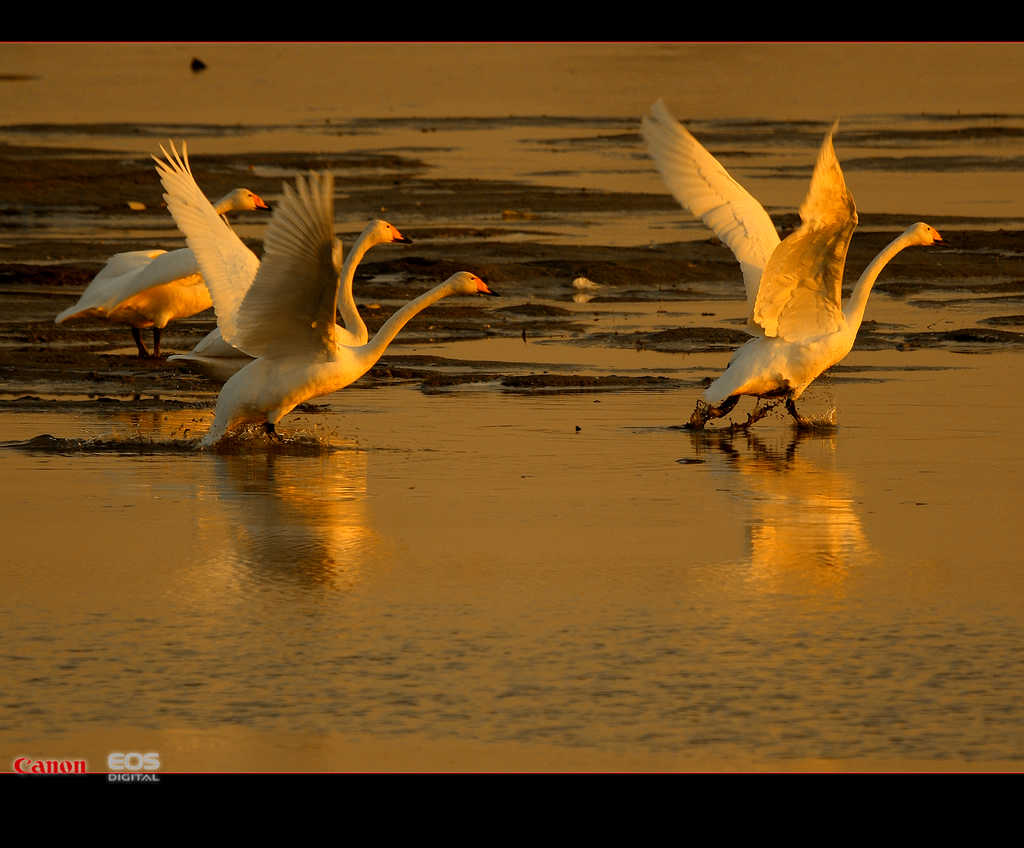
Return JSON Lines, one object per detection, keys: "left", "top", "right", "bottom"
{"left": 168, "top": 217, "right": 411, "bottom": 382}
{"left": 154, "top": 151, "right": 496, "bottom": 446}
{"left": 202, "top": 269, "right": 494, "bottom": 446}
{"left": 641, "top": 99, "right": 943, "bottom": 428}
{"left": 54, "top": 183, "right": 270, "bottom": 357}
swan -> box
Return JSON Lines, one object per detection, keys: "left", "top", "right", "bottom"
{"left": 54, "top": 183, "right": 271, "bottom": 358}
{"left": 641, "top": 99, "right": 943, "bottom": 429}
{"left": 153, "top": 157, "right": 497, "bottom": 446}
{"left": 168, "top": 216, "right": 412, "bottom": 382}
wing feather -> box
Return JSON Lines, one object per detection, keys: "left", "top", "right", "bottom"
{"left": 152, "top": 141, "right": 260, "bottom": 347}
{"left": 55, "top": 248, "right": 205, "bottom": 321}
{"left": 227, "top": 171, "right": 342, "bottom": 358}
{"left": 641, "top": 99, "right": 781, "bottom": 308}
{"left": 753, "top": 121, "right": 857, "bottom": 341}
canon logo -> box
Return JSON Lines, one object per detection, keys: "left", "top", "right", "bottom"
{"left": 13, "top": 757, "right": 87, "bottom": 775}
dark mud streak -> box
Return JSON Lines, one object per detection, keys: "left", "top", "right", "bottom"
{"left": 2, "top": 139, "right": 1022, "bottom": 414}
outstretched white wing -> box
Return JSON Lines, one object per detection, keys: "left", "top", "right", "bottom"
{"left": 752, "top": 121, "right": 857, "bottom": 342}
{"left": 228, "top": 171, "right": 343, "bottom": 359}
{"left": 153, "top": 141, "right": 260, "bottom": 346}
{"left": 641, "top": 99, "right": 780, "bottom": 308}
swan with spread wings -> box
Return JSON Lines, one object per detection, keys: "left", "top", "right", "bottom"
{"left": 154, "top": 146, "right": 496, "bottom": 446}
{"left": 641, "top": 100, "right": 942, "bottom": 429}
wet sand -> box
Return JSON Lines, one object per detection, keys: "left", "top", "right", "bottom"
{"left": 4, "top": 143, "right": 1024, "bottom": 414}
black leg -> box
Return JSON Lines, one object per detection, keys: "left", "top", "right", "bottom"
{"left": 685, "top": 395, "right": 740, "bottom": 430}
{"left": 785, "top": 397, "right": 812, "bottom": 429}
{"left": 736, "top": 399, "right": 780, "bottom": 430}
{"left": 131, "top": 326, "right": 150, "bottom": 358}
{"left": 263, "top": 421, "right": 283, "bottom": 442}
{"left": 152, "top": 327, "right": 162, "bottom": 358}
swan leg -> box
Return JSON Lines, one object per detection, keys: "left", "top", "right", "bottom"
{"left": 685, "top": 395, "right": 740, "bottom": 430}
{"left": 735, "top": 399, "right": 780, "bottom": 430}
{"left": 152, "top": 327, "right": 162, "bottom": 358}
{"left": 785, "top": 397, "right": 813, "bottom": 429}
{"left": 263, "top": 421, "right": 283, "bottom": 442}
{"left": 131, "top": 327, "right": 151, "bottom": 358}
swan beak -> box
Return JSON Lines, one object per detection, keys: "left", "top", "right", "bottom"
{"left": 395, "top": 235, "right": 413, "bottom": 244}
{"left": 482, "top": 288, "right": 500, "bottom": 297}
{"left": 256, "top": 196, "right": 272, "bottom": 211}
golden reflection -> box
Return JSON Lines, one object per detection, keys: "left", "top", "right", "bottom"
{"left": 205, "top": 446, "right": 376, "bottom": 592}
{"left": 688, "top": 428, "right": 874, "bottom": 590}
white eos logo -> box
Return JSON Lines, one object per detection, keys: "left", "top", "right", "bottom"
{"left": 107, "top": 752, "right": 160, "bottom": 772}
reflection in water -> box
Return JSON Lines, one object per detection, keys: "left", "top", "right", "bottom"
{"left": 688, "top": 429, "right": 874, "bottom": 588}
{"left": 201, "top": 444, "right": 378, "bottom": 594}
{"left": 78, "top": 407, "right": 379, "bottom": 593}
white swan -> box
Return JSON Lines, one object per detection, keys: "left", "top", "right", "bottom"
{"left": 641, "top": 99, "right": 943, "bottom": 429}
{"left": 168, "top": 216, "right": 412, "bottom": 382}
{"left": 54, "top": 183, "right": 270, "bottom": 358}
{"left": 154, "top": 157, "right": 497, "bottom": 446}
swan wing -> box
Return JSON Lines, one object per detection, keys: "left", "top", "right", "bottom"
{"left": 56, "top": 249, "right": 162, "bottom": 320}
{"left": 228, "top": 171, "right": 342, "bottom": 358}
{"left": 641, "top": 99, "right": 780, "bottom": 307}
{"left": 153, "top": 141, "right": 260, "bottom": 346}
{"left": 55, "top": 248, "right": 207, "bottom": 322}
{"left": 752, "top": 121, "right": 857, "bottom": 342}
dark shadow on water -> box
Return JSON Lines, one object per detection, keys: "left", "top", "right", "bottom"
{"left": 1, "top": 430, "right": 349, "bottom": 457}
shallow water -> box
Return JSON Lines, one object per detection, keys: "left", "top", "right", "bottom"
{"left": 3, "top": 44, "right": 1024, "bottom": 772}
{"left": 4, "top": 351, "right": 1024, "bottom": 771}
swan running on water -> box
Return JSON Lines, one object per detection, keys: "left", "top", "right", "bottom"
{"left": 154, "top": 152, "right": 497, "bottom": 446}
{"left": 54, "top": 181, "right": 270, "bottom": 358}
{"left": 168, "top": 216, "right": 412, "bottom": 382}
{"left": 641, "top": 99, "right": 943, "bottom": 429}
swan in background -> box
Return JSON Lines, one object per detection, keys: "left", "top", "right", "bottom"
{"left": 54, "top": 183, "right": 270, "bottom": 358}
{"left": 169, "top": 217, "right": 412, "bottom": 382}
{"left": 154, "top": 155, "right": 497, "bottom": 446}
{"left": 641, "top": 99, "right": 943, "bottom": 429}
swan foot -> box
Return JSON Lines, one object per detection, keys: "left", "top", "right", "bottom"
{"left": 684, "top": 396, "right": 739, "bottom": 430}
{"left": 731, "top": 399, "right": 780, "bottom": 431}
{"left": 785, "top": 398, "right": 815, "bottom": 430}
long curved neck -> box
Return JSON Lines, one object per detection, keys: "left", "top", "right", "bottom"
{"left": 843, "top": 232, "right": 915, "bottom": 332}
{"left": 336, "top": 229, "right": 379, "bottom": 344}
{"left": 361, "top": 283, "right": 455, "bottom": 365}
{"left": 212, "top": 193, "right": 235, "bottom": 216}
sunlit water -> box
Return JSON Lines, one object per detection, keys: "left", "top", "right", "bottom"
{"left": 4, "top": 355, "right": 1024, "bottom": 770}
{"left": 2, "top": 44, "right": 1024, "bottom": 771}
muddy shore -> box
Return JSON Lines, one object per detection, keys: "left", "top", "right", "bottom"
{"left": 4, "top": 143, "right": 1024, "bottom": 418}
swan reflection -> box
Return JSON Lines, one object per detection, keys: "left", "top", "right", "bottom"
{"left": 206, "top": 444, "right": 378, "bottom": 592}
{"left": 688, "top": 428, "right": 874, "bottom": 587}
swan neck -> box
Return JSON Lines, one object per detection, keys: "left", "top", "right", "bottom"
{"left": 337, "top": 229, "right": 377, "bottom": 343}
{"left": 362, "top": 283, "right": 454, "bottom": 364}
{"left": 212, "top": 194, "right": 234, "bottom": 216}
{"left": 843, "top": 233, "right": 913, "bottom": 331}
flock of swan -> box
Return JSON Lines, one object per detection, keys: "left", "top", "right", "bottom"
{"left": 53, "top": 100, "right": 943, "bottom": 446}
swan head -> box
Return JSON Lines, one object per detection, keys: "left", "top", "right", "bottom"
{"left": 367, "top": 218, "right": 413, "bottom": 246}
{"left": 447, "top": 271, "right": 499, "bottom": 297}
{"left": 904, "top": 222, "right": 943, "bottom": 246}
{"left": 217, "top": 188, "right": 272, "bottom": 214}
